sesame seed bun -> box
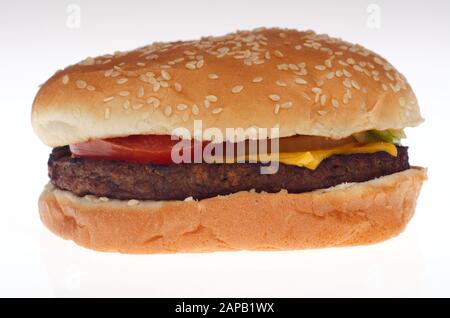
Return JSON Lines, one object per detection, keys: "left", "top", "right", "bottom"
{"left": 38, "top": 168, "right": 426, "bottom": 254}
{"left": 32, "top": 27, "right": 423, "bottom": 147}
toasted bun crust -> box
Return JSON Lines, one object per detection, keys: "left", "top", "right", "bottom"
{"left": 38, "top": 168, "right": 426, "bottom": 254}
{"left": 32, "top": 28, "right": 423, "bottom": 147}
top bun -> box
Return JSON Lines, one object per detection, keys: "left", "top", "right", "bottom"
{"left": 32, "top": 27, "right": 423, "bottom": 147}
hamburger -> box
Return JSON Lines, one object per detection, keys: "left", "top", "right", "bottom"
{"left": 32, "top": 28, "right": 426, "bottom": 253}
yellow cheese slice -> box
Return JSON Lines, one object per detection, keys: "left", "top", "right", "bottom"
{"left": 221, "top": 142, "right": 398, "bottom": 170}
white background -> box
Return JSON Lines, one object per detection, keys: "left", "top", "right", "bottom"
{"left": 0, "top": 0, "right": 449, "bottom": 297}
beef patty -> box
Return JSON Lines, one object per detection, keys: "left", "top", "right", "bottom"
{"left": 48, "top": 146, "right": 409, "bottom": 201}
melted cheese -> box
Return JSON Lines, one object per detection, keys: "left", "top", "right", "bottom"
{"left": 225, "top": 142, "right": 397, "bottom": 170}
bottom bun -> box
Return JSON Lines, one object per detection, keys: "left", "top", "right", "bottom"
{"left": 39, "top": 167, "right": 426, "bottom": 254}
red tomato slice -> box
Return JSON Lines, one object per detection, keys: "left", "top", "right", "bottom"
{"left": 70, "top": 135, "right": 200, "bottom": 164}
{"left": 70, "top": 134, "right": 357, "bottom": 164}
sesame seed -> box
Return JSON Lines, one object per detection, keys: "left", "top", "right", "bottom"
{"left": 122, "top": 100, "right": 130, "bottom": 109}
{"left": 212, "top": 107, "right": 223, "bottom": 114}
{"left": 320, "top": 94, "right": 327, "bottom": 106}
{"left": 137, "top": 62, "right": 146, "bottom": 67}
{"left": 206, "top": 95, "right": 218, "bottom": 102}
{"left": 374, "top": 57, "right": 383, "bottom": 65}
{"left": 111, "top": 71, "right": 121, "bottom": 78}
{"left": 326, "top": 72, "right": 335, "bottom": 79}
{"left": 127, "top": 199, "right": 139, "bottom": 207}
{"left": 281, "top": 101, "right": 293, "bottom": 109}
{"left": 196, "top": 60, "right": 204, "bottom": 68}
{"left": 315, "top": 93, "right": 320, "bottom": 104}
{"left": 119, "top": 91, "right": 130, "bottom": 96}
{"left": 139, "top": 75, "right": 148, "bottom": 83}
{"left": 147, "top": 97, "right": 160, "bottom": 108}
{"left": 208, "top": 73, "right": 219, "bottom": 80}
{"left": 294, "top": 45, "right": 302, "bottom": 50}
{"left": 103, "top": 96, "right": 115, "bottom": 102}
{"left": 343, "top": 79, "right": 352, "bottom": 89}
{"left": 174, "top": 82, "right": 182, "bottom": 92}
{"left": 192, "top": 104, "right": 199, "bottom": 115}
{"left": 104, "top": 69, "right": 114, "bottom": 77}
{"left": 336, "top": 70, "right": 343, "bottom": 77}
{"left": 276, "top": 80, "right": 287, "bottom": 87}
{"left": 273, "top": 50, "right": 284, "bottom": 58}
{"left": 164, "top": 105, "right": 172, "bottom": 117}
{"left": 317, "top": 110, "right": 327, "bottom": 116}
{"left": 343, "top": 69, "right": 352, "bottom": 78}
{"left": 177, "top": 104, "right": 188, "bottom": 111}
{"left": 331, "top": 99, "right": 340, "bottom": 108}
{"left": 104, "top": 108, "right": 111, "bottom": 119}
{"left": 86, "top": 85, "right": 96, "bottom": 91}
{"left": 160, "top": 81, "right": 169, "bottom": 88}
{"left": 76, "top": 80, "right": 87, "bottom": 89}
{"left": 117, "top": 78, "right": 129, "bottom": 85}
{"left": 62, "top": 75, "right": 69, "bottom": 85}
{"left": 274, "top": 104, "right": 280, "bottom": 114}
{"left": 146, "top": 54, "right": 158, "bottom": 60}
{"left": 152, "top": 83, "right": 160, "bottom": 92}
{"left": 297, "top": 68, "right": 307, "bottom": 75}
{"left": 390, "top": 83, "right": 401, "bottom": 92}
{"left": 324, "top": 59, "right": 333, "bottom": 68}
{"left": 185, "top": 62, "right": 196, "bottom": 70}
{"left": 204, "top": 99, "right": 210, "bottom": 108}
{"left": 294, "top": 77, "right": 307, "bottom": 85}
{"left": 346, "top": 58, "right": 356, "bottom": 65}
{"left": 269, "top": 94, "right": 281, "bottom": 101}
{"left": 353, "top": 65, "right": 364, "bottom": 72}
{"left": 252, "top": 77, "right": 263, "bottom": 83}
{"left": 161, "top": 70, "right": 171, "bottom": 81}
{"left": 351, "top": 80, "right": 360, "bottom": 90}
{"left": 311, "top": 87, "right": 322, "bottom": 94}
{"left": 217, "top": 47, "right": 229, "bottom": 55}
{"left": 232, "top": 85, "right": 244, "bottom": 93}
{"left": 79, "top": 57, "right": 95, "bottom": 66}
{"left": 399, "top": 97, "right": 406, "bottom": 106}
{"left": 343, "top": 94, "right": 349, "bottom": 104}
{"left": 386, "top": 72, "right": 394, "bottom": 81}
{"left": 132, "top": 103, "right": 143, "bottom": 110}
{"left": 315, "top": 65, "right": 326, "bottom": 71}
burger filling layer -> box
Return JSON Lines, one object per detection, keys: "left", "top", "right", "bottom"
{"left": 48, "top": 141, "right": 409, "bottom": 201}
